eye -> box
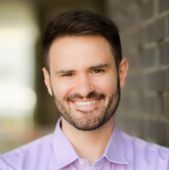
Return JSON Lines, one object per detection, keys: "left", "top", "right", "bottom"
{"left": 92, "top": 68, "right": 105, "bottom": 74}
{"left": 61, "top": 72, "right": 74, "bottom": 77}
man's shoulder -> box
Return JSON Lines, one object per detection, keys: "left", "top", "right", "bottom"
{"left": 121, "top": 130, "right": 169, "bottom": 151}
{"left": 0, "top": 133, "right": 53, "bottom": 169}
{"left": 120, "top": 129, "right": 169, "bottom": 169}
{"left": 2, "top": 133, "right": 53, "bottom": 156}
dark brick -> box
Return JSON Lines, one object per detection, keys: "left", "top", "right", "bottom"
{"left": 125, "top": 73, "right": 144, "bottom": 90}
{"left": 144, "top": 17, "right": 166, "bottom": 43}
{"left": 119, "top": 117, "right": 144, "bottom": 138}
{"left": 107, "top": 0, "right": 169, "bottom": 145}
{"left": 158, "top": 0, "right": 169, "bottom": 13}
{"left": 114, "top": 11, "right": 131, "bottom": 32}
{"left": 120, "top": 95, "right": 137, "bottom": 112}
{"left": 142, "top": 120, "right": 157, "bottom": 143}
{"left": 130, "top": 55, "right": 142, "bottom": 71}
{"left": 166, "top": 123, "right": 169, "bottom": 147}
{"left": 116, "top": 116, "right": 135, "bottom": 135}
{"left": 140, "top": 0, "right": 154, "bottom": 21}
{"left": 126, "top": 3, "right": 142, "bottom": 27}
{"left": 143, "top": 120, "right": 167, "bottom": 146}
{"left": 112, "top": 2, "right": 142, "bottom": 31}
{"left": 158, "top": 41, "right": 169, "bottom": 65}
{"left": 144, "top": 70, "right": 168, "bottom": 91}
{"left": 163, "top": 93, "right": 169, "bottom": 119}
{"left": 141, "top": 93, "right": 164, "bottom": 116}
{"left": 167, "top": 69, "right": 169, "bottom": 91}
{"left": 141, "top": 47, "right": 158, "bottom": 68}
{"left": 168, "top": 14, "right": 169, "bottom": 36}
{"left": 133, "top": 118, "right": 146, "bottom": 138}
{"left": 151, "top": 121, "right": 167, "bottom": 146}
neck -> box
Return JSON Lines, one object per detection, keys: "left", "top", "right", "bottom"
{"left": 61, "top": 117, "right": 115, "bottom": 163}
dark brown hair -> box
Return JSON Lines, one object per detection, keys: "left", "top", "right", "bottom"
{"left": 43, "top": 10, "right": 122, "bottom": 68}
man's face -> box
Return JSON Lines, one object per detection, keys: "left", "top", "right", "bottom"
{"left": 43, "top": 35, "right": 128, "bottom": 131}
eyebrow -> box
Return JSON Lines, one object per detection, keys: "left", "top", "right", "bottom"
{"left": 89, "top": 63, "right": 110, "bottom": 70}
{"left": 55, "top": 69, "right": 74, "bottom": 75}
{"left": 55, "top": 63, "right": 110, "bottom": 75}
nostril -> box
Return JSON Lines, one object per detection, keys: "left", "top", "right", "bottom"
{"left": 75, "top": 83, "right": 94, "bottom": 98}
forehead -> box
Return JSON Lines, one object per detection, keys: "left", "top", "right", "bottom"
{"left": 48, "top": 35, "right": 115, "bottom": 70}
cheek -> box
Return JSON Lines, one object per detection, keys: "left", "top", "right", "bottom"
{"left": 51, "top": 81, "right": 73, "bottom": 100}
{"left": 100, "top": 82, "right": 116, "bottom": 95}
{"left": 93, "top": 76, "right": 117, "bottom": 95}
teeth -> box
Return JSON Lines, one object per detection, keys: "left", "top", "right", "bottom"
{"left": 76, "top": 100, "right": 96, "bottom": 106}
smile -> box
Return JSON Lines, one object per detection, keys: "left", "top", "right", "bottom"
{"left": 76, "top": 100, "right": 96, "bottom": 106}
{"left": 71, "top": 100, "right": 99, "bottom": 112}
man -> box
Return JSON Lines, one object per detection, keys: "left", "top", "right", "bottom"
{"left": 0, "top": 10, "right": 169, "bottom": 170}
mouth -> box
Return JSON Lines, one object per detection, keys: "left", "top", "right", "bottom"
{"left": 70, "top": 99, "right": 100, "bottom": 112}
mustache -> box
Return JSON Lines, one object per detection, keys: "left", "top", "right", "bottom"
{"left": 66, "top": 91, "right": 105, "bottom": 101}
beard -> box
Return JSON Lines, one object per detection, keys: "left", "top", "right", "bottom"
{"left": 52, "top": 80, "right": 120, "bottom": 131}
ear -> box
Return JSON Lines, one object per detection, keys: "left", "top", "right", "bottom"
{"left": 118, "top": 58, "right": 129, "bottom": 89}
{"left": 42, "top": 67, "right": 53, "bottom": 96}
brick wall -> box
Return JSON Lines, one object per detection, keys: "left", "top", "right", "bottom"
{"left": 106, "top": 0, "right": 169, "bottom": 147}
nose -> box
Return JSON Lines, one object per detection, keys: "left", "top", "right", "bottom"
{"left": 75, "top": 74, "right": 94, "bottom": 97}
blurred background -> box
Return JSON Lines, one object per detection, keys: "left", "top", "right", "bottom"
{"left": 0, "top": 0, "right": 169, "bottom": 153}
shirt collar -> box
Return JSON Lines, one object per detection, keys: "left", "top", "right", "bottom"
{"left": 52, "top": 119, "right": 128, "bottom": 169}
{"left": 52, "top": 119, "right": 78, "bottom": 169}
{"left": 103, "top": 126, "right": 128, "bottom": 164}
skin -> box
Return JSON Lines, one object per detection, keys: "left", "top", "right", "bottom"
{"left": 43, "top": 35, "right": 128, "bottom": 162}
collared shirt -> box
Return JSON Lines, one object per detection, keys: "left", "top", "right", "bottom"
{"left": 0, "top": 119, "right": 169, "bottom": 170}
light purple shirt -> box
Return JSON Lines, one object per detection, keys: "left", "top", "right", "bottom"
{"left": 0, "top": 119, "right": 169, "bottom": 170}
